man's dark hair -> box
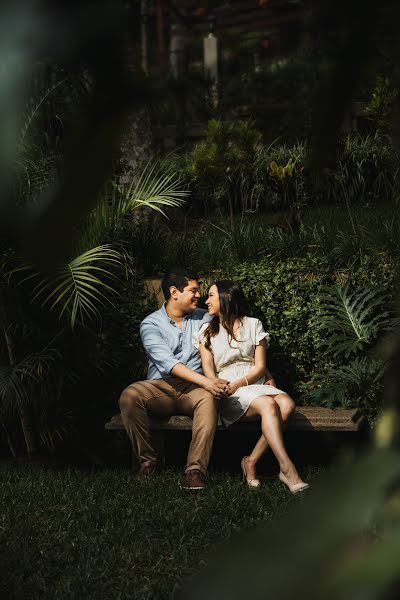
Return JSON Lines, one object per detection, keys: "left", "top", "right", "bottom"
{"left": 162, "top": 267, "right": 199, "bottom": 301}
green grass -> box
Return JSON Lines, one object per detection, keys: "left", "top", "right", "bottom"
{"left": 0, "top": 463, "right": 319, "bottom": 600}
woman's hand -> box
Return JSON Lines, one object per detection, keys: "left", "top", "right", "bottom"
{"left": 264, "top": 367, "right": 276, "bottom": 387}
{"left": 226, "top": 378, "right": 245, "bottom": 396}
{"left": 203, "top": 377, "right": 230, "bottom": 397}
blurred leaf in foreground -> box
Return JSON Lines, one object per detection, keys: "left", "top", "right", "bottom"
{"left": 0, "top": 1, "right": 153, "bottom": 269}
{"left": 181, "top": 448, "right": 400, "bottom": 600}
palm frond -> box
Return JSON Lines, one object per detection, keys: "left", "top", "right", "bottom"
{"left": 16, "top": 245, "right": 128, "bottom": 329}
{"left": 19, "top": 78, "right": 68, "bottom": 149}
{"left": 315, "top": 283, "right": 396, "bottom": 358}
{"left": 119, "top": 160, "right": 189, "bottom": 216}
{"left": 0, "top": 349, "right": 60, "bottom": 416}
{"left": 74, "top": 162, "right": 189, "bottom": 253}
{"left": 15, "top": 349, "right": 60, "bottom": 380}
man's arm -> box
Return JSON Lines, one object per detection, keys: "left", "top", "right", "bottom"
{"left": 140, "top": 319, "right": 228, "bottom": 396}
{"left": 140, "top": 320, "right": 181, "bottom": 377}
{"left": 171, "top": 363, "right": 228, "bottom": 396}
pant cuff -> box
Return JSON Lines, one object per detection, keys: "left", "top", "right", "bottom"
{"left": 185, "top": 465, "right": 206, "bottom": 475}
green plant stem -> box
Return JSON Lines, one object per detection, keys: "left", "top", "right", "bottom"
{"left": 0, "top": 289, "right": 37, "bottom": 456}
{"left": 1, "top": 422, "right": 16, "bottom": 458}
{"left": 4, "top": 326, "right": 37, "bottom": 456}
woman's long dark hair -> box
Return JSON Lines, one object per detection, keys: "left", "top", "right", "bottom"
{"left": 204, "top": 280, "right": 249, "bottom": 351}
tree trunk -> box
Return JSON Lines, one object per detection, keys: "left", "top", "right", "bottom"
{"left": 0, "top": 289, "right": 38, "bottom": 456}
{"left": 119, "top": 109, "right": 154, "bottom": 186}
{"left": 156, "top": 0, "right": 167, "bottom": 75}
{"left": 1, "top": 421, "right": 17, "bottom": 458}
{"left": 19, "top": 407, "right": 38, "bottom": 456}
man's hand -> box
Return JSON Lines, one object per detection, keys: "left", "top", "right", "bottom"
{"left": 203, "top": 377, "right": 229, "bottom": 397}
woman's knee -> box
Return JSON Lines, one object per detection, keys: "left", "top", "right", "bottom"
{"left": 253, "top": 395, "right": 279, "bottom": 416}
{"left": 277, "top": 394, "right": 296, "bottom": 421}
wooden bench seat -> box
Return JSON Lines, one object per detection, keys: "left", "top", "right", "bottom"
{"left": 105, "top": 407, "right": 365, "bottom": 433}
{"left": 106, "top": 407, "right": 365, "bottom": 465}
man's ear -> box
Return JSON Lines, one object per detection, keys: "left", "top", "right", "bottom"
{"left": 169, "top": 285, "right": 179, "bottom": 300}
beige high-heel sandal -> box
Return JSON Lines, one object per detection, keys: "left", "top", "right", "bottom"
{"left": 279, "top": 471, "right": 309, "bottom": 494}
{"left": 241, "top": 456, "right": 261, "bottom": 489}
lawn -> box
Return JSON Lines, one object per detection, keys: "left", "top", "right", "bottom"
{"left": 0, "top": 463, "right": 319, "bottom": 600}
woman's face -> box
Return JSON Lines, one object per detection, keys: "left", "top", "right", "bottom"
{"left": 205, "top": 284, "right": 220, "bottom": 317}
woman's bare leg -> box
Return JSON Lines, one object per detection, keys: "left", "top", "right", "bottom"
{"left": 244, "top": 395, "right": 305, "bottom": 486}
{"left": 274, "top": 393, "right": 296, "bottom": 422}
{"left": 243, "top": 393, "right": 296, "bottom": 480}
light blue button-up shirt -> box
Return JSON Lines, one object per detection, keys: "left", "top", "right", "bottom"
{"left": 140, "top": 304, "right": 212, "bottom": 380}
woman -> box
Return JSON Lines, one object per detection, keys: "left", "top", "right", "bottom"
{"left": 193, "top": 280, "right": 309, "bottom": 493}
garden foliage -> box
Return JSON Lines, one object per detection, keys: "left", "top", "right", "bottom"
{"left": 174, "top": 126, "right": 400, "bottom": 217}
{"left": 185, "top": 119, "right": 263, "bottom": 215}
{"left": 0, "top": 66, "right": 188, "bottom": 457}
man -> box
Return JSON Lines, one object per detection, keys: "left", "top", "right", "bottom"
{"left": 119, "top": 267, "right": 229, "bottom": 490}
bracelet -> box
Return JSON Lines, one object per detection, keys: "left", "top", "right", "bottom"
{"left": 244, "top": 376, "right": 249, "bottom": 386}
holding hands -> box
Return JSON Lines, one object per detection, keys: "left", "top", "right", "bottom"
{"left": 205, "top": 377, "right": 250, "bottom": 398}
{"left": 204, "top": 377, "right": 230, "bottom": 398}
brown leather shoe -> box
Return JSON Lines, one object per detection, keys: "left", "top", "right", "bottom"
{"left": 133, "top": 463, "right": 157, "bottom": 479}
{"left": 181, "top": 469, "right": 207, "bottom": 490}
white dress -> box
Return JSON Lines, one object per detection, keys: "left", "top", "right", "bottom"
{"left": 193, "top": 316, "right": 284, "bottom": 427}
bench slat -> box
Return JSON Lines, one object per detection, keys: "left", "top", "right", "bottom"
{"left": 105, "top": 407, "right": 365, "bottom": 433}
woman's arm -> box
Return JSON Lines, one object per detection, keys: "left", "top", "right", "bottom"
{"left": 227, "top": 339, "right": 267, "bottom": 395}
{"left": 198, "top": 343, "right": 217, "bottom": 378}
{"left": 265, "top": 367, "right": 277, "bottom": 387}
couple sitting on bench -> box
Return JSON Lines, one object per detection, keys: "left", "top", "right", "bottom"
{"left": 119, "top": 267, "right": 309, "bottom": 493}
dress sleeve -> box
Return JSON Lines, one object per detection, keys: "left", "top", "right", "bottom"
{"left": 192, "top": 323, "right": 209, "bottom": 349}
{"left": 254, "top": 319, "right": 270, "bottom": 348}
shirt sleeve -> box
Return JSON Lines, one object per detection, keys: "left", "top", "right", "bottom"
{"left": 192, "top": 323, "right": 209, "bottom": 349}
{"left": 254, "top": 319, "right": 270, "bottom": 348}
{"left": 140, "top": 319, "right": 180, "bottom": 377}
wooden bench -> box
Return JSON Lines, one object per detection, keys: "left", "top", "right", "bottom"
{"left": 105, "top": 407, "right": 366, "bottom": 463}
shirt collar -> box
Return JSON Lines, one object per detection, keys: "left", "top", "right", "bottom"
{"left": 161, "top": 302, "right": 192, "bottom": 323}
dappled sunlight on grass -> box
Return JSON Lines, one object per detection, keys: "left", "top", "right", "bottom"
{"left": 0, "top": 463, "right": 319, "bottom": 600}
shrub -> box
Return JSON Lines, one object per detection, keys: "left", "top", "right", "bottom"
{"left": 184, "top": 119, "right": 263, "bottom": 215}
{"left": 299, "top": 357, "right": 386, "bottom": 421}
{"left": 365, "top": 75, "right": 398, "bottom": 134}
{"left": 324, "top": 133, "right": 400, "bottom": 206}
{"left": 181, "top": 130, "right": 399, "bottom": 217}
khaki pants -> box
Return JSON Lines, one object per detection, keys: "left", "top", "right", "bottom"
{"left": 119, "top": 378, "right": 218, "bottom": 474}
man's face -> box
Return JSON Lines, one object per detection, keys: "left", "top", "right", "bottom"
{"left": 172, "top": 279, "right": 201, "bottom": 313}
